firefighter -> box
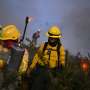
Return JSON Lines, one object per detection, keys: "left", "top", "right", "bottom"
{"left": 0, "top": 25, "right": 29, "bottom": 89}
{"left": 27, "top": 25, "right": 65, "bottom": 90}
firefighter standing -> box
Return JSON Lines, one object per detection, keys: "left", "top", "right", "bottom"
{"left": 27, "top": 25, "right": 65, "bottom": 90}
{"left": 0, "top": 25, "right": 29, "bottom": 89}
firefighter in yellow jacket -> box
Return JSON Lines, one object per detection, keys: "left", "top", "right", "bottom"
{"left": 29, "top": 25, "right": 65, "bottom": 70}
{"left": 0, "top": 25, "right": 29, "bottom": 89}
{"left": 27, "top": 25, "right": 65, "bottom": 90}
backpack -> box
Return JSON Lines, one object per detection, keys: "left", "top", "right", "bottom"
{"left": 42, "top": 42, "right": 61, "bottom": 68}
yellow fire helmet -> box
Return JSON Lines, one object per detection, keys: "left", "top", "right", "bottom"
{"left": 46, "top": 26, "right": 62, "bottom": 38}
{"left": 0, "top": 25, "right": 20, "bottom": 40}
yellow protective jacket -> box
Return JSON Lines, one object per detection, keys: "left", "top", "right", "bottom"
{"left": 30, "top": 43, "right": 65, "bottom": 69}
{"left": 18, "top": 49, "right": 29, "bottom": 75}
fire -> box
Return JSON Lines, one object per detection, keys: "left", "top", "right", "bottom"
{"left": 82, "top": 63, "right": 89, "bottom": 71}
{"left": 80, "top": 58, "right": 90, "bottom": 72}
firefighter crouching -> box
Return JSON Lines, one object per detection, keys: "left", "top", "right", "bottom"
{"left": 0, "top": 25, "right": 29, "bottom": 89}
{"left": 27, "top": 25, "right": 65, "bottom": 90}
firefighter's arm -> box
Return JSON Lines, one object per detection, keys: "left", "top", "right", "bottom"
{"left": 26, "top": 53, "right": 39, "bottom": 77}
{"left": 18, "top": 49, "right": 29, "bottom": 75}
{"left": 30, "top": 43, "right": 44, "bottom": 70}
{"left": 27, "top": 48, "right": 41, "bottom": 77}
{"left": 29, "top": 53, "right": 38, "bottom": 70}
{"left": 26, "top": 43, "right": 44, "bottom": 77}
{"left": 60, "top": 45, "right": 65, "bottom": 67}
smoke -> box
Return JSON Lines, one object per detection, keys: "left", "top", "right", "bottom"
{"left": 63, "top": 8, "right": 90, "bottom": 55}
{"left": 0, "top": 0, "right": 90, "bottom": 55}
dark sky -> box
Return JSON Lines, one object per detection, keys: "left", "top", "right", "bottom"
{"left": 0, "top": 0, "right": 90, "bottom": 55}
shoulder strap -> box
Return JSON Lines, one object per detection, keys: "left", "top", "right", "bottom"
{"left": 57, "top": 43, "right": 61, "bottom": 68}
